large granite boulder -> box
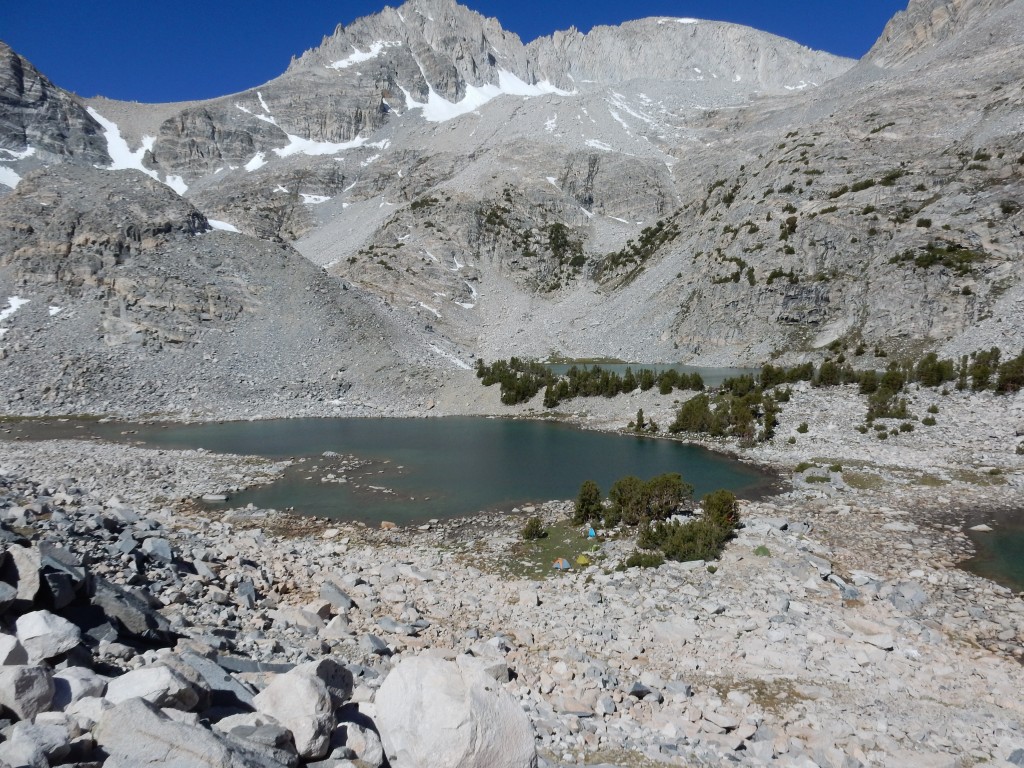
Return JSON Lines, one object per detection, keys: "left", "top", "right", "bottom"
{"left": 374, "top": 654, "right": 537, "bottom": 768}
{"left": 0, "top": 664, "right": 54, "bottom": 721}
{"left": 253, "top": 668, "right": 335, "bottom": 760}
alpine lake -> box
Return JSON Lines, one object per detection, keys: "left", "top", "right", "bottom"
{"left": 0, "top": 416, "right": 776, "bottom": 525}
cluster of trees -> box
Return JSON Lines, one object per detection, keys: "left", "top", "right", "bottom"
{"left": 573, "top": 473, "right": 693, "bottom": 529}
{"left": 479, "top": 347, "right": 1024, "bottom": 429}
{"left": 475, "top": 358, "right": 704, "bottom": 408}
{"left": 661, "top": 348, "right": 1024, "bottom": 443}
{"left": 669, "top": 375, "right": 782, "bottom": 444}
{"left": 571, "top": 474, "right": 740, "bottom": 569}
{"left": 632, "top": 490, "right": 741, "bottom": 566}
{"left": 475, "top": 358, "right": 555, "bottom": 406}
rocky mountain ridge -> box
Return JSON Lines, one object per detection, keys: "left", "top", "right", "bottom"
{"left": 0, "top": 0, "right": 1022, "bottom": 415}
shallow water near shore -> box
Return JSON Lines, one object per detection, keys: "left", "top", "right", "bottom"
{"left": 962, "top": 509, "right": 1024, "bottom": 593}
{"left": 0, "top": 416, "right": 776, "bottom": 524}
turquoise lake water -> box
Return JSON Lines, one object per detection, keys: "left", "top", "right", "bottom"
{"left": 0, "top": 417, "right": 775, "bottom": 524}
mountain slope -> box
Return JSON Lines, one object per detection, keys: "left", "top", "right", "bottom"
{"left": 0, "top": 165, "right": 450, "bottom": 417}
{"left": 1, "top": 0, "right": 1022, "bottom": 417}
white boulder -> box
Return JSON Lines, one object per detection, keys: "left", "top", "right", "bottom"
{"left": 253, "top": 669, "right": 335, "bottom": 759}
{"left": 104, "top": 665, "right": 199, "bottom": 711}
{"left": 374, "top": 655, "right": 536, "bottom": 768}
{"left": 15, "top": 611, "right": 81, "bottom": 664}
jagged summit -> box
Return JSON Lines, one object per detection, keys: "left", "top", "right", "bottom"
{"left": 290, "top": 0, "right": 852, "bottom": 96}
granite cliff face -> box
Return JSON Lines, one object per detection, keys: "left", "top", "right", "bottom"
{"left": 0, "top": 0, "right": 1022, "bottom": 415}
{"left": 866, "top": 0, "right": 1019, "bottom": 66}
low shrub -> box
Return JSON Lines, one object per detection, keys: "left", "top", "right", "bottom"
{"left": 522, "top": 516, "right": 546, "bottom": 540}
{"left": 624, "top": 551, "right": 665, "bottom": 569}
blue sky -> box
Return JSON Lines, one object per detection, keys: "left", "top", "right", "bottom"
{"left": 5, "top": 0, "right": 908, "bottom": 103}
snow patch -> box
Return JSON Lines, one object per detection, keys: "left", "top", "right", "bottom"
{"left": 208, "top": 220, "right": 241, "bottom": 233}
{"left": 0, "top": 146, "right": 36, "bottom": 161}
{"left": 454, "top": 280, "right": 477, "bottom": 309}
{"left": 659, "top": 17, "right": 699, "bottom": 24}
{"left": 301, "top": 194, "right": 331, "bottom": 205}
{"left": 585, "top": 139, "right": 613, "bottom": 152}
{"left": 245, "top": 152, "right": 267, "bottom": 172}
{"left": 607, "top": 93, "right": 659, "bottom": 128}
{"left": 165, "top": 175, "right": 188, "bottom": 195}
{"left": 86, "top": 108, "right": 186, "bottom": 192}
{"left": 0, "top": 296, "right": 30, "bottom": 336}
{"left": 402, "top": 70, "right": 568, "bottom": 123}
{"left": 608, "top": 109, "right": 631, "bottom": 133}
{"left": 48, "top": 306, "right": 63, "bottom": 316}
{"left": 360, "top": 154, "right": 380, "bottom": 167}
{"left": 545, "top": 114, "right": 558, "bottom": 133}
{"left": 418, "top": 302, "right": 441, "bottom": 318}
{"left": 546, "top": 176, "right": 559, "bottom": 188}
{"left": 328, "top": 41, "right": 401, "bottom": 70}
{"left": 784, "top": 81, "right": 817, "bottom": 91}
{"left": 0, "top": 166, "right": 21, "bottom": 189}
{"left": 428, "top": 343, "right": 472, "bottom": 370}
{"left": 580, "top": 207, "right": 594, "bottom": 219}
{"left": 273, "top": 134, "right": 367, "bottom": 159}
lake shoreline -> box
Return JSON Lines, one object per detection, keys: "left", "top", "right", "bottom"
{"left": 1, "top": 376, "right": 1023, "bottom": 768}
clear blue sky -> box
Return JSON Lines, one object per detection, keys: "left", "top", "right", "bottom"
{"left": 4, "top": 0, "right": 909, "bottom": 103}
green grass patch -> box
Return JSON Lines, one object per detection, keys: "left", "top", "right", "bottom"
{"left": 503, "top": 519, "right": 602, "bottom": 580}
{"left": 845, "top": 472, "right": 886, "bottom": 491}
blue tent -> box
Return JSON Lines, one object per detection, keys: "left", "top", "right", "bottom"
{"left": 587, "top": 527, "right": 597, "bottom": 539}
{"left": 552, "top": 557, "right": 572, "bottom": 571}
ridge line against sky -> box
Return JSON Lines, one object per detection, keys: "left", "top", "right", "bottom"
{"left": 4, "top": 0, "right": 909, "bottom": 103}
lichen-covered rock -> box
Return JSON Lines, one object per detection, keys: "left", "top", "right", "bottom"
{"left": 0, "top": 664, "right": 54, "bottom": 721}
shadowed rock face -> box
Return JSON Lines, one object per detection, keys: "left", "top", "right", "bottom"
{"left": 0, "top": 42, "right": 108, "bottom": 164}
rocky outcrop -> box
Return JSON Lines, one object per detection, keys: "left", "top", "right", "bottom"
{"left": 865, "top": 0, "right": 1020, "bottom": 66}
{"left": 0, "top": 41, "right": 109, "bottom": 164}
